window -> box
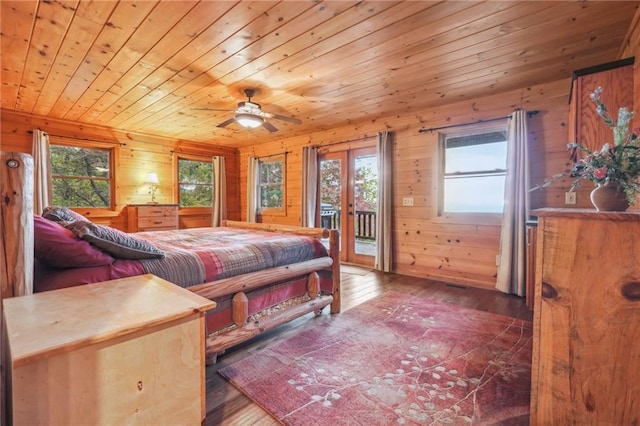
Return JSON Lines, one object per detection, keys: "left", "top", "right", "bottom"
{"left": 258, "top": 156, "right": 285, "bottom": 213}
{"left": 440, "top": 125, "right": 507, "bottom": 214}
{"left": 50, "top": 144, "right": 113, "bottom": 208}
{"left": 178, "top": 158, "right": 213, "bottom": 207}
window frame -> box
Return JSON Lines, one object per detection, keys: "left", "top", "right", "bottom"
{"left": 49, "top": 137, "right": 117, "bottom": 212}
{"left": 257, "top": 154, "right": 287, "bottom": 216}
{"left": 175, "top": 154, "right": 214, "bottom": 212}
{"left": 435, "top": 121, "right": 507, "bottom": 225}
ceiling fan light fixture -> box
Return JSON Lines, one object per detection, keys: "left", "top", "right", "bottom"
{"left": 236, "top": 113, "right": 263, "bottom": 128}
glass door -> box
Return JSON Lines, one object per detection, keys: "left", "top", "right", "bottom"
{"left": 319, "top": 147, "right": 377, "bottom": 266}
{"left": 319, "top": 152, "right": 347, "bottom": 263}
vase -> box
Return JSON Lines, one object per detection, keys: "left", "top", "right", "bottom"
{"left": 589, "top": 184, "right": 629, "bottom": 211}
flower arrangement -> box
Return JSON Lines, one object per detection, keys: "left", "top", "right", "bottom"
{"left": 531, "top": 87, "right": 640, "bottom": 205}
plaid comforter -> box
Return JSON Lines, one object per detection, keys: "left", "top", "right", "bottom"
{"left": 135, "top": 227, "right": 328, "bottom": 288}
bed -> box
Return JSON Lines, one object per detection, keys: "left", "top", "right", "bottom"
{"left": 0, "top": 152, "right": 341, "bottom": 365}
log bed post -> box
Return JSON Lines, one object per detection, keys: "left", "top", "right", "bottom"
{"left": 328, "top": 229, "right": 340, "bottom": 314}
{"left": 232, "top": 292, "right": 249, "bottom": 327}
{"left": 0, "top": 152, "right": 34, "bottom": 298}
{"left": 307, "top": 271, "right": 319, "bottom": 299}
{"left": 1, "top": 152, "right": 35, "bottom": 426}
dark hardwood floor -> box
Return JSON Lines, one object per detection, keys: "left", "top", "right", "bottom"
{"left": 204, "top": 267, "right": 532, "bottom": 425}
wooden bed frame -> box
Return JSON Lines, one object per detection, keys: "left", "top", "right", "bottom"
{"left": 0, "top": 152, "right": 341, "bottom": 414}
{"left": 199, "top": 219, "right": 340, "bottom": 361}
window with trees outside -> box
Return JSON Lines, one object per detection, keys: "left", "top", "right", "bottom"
{"left": 440, "top": 125, "right": 507, "bottom": 215}
{"left": 50, "top": 144, "right": 113, "bottom": 208}
{"left": 258, "top": 156, "right": 285, "bottom": 213}
{"left": 178, "top": 158, "right": 213, "bottom": 208}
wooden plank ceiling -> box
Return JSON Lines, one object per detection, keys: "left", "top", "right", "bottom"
{"left": 1, "top": 1, "right": 638, "bottom": 148}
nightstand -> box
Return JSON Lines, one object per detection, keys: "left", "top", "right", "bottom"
{"left": 127, "top": 204, "right": 178, "bottom": 231}
{"left": 3, "top": 274, "right": 215, "bottom": 425}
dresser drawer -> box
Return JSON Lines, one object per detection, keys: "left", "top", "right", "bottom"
{"left": 137, "top": 215, "right": 178, "bottom": 230}
{"left": 137, "top": 205, "right": 177, "bottom": 218}
{"left": 127, "top": 204, "right": 179, "bottom": 232}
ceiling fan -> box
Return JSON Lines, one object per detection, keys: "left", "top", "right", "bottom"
{"left": 195, "top": 89, "right": 302, "bottom": 132}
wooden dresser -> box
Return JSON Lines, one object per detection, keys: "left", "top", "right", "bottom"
{"left": 3, "top": 274, "right": 215, "bottom": 425}
{"left": 127, "top": 204, "right": 178, "bottom": 231}
{"left": 530, "top": 208, "right": 640, "bottom": 424}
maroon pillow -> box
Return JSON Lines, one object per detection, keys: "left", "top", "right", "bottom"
{"left": 34, "top": 215, "right": 115, "bottom": 268}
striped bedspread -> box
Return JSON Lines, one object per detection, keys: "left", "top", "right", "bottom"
{"left": 135, "top": 227, "right": 328, "bottom": 288}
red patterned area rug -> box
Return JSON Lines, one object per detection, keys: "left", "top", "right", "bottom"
{"left": 219, "top": 291, "right": 532, "bottom": 425}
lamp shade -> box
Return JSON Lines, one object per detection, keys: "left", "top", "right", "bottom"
{"left": 236, "top": 113, "right": 264, "bottom": 128}
{"left": 145, "top": 172, "right": 159, "bottom": 185}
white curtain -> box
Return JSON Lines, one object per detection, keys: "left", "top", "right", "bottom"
{"left": 212, "top": 156, "right": 227, "bottom": 227}
{"left": 301, "top": 146, "right": 318, "bottom": 227}
{"left": 375, "top": 131, "right": 393, "bottom": 272}
{"left": 246, "top": 156, "right": 259, "bottom": 222}
{"left": 496, "top": 110, "right": 530, "bottom": 296}
{"left": 32, "top": 129, "right": 51, "bottom": 215}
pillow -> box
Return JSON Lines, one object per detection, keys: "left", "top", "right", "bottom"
{"left": 34, "top": 215, "right": 115, "bottom": 268}
{"left": 42, "top": 206, "right": 88, "bottom": 224}
{"left": 66, "top": 221, "right": 166, "bottom": 260}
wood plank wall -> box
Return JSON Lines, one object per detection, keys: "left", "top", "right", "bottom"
{"left": 2, "top": 52, "right": 639, "bottom": 291}
{"left": 621, "top": 6, "right": 640, "bottom": 116}
{"left": 238, "top": 79, "right": 579, "bottom": 290}
{"left": 237, "top": 28, "right": 640, "bottom": 291}
{"left": 0, "top": 110, "right": 240, "bottom": 230}
{"left": 620, "top": 7, "right": 640, "bottom": 212}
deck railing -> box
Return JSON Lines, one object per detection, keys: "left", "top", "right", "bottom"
{"left": 320, "top": 210, "right": 340, "bottom": 230}
{"left": 355, "top": 210, "right": 376, "bottom": 240}
{"left": 320, "top": 210, "right": 376, "bottom": 240}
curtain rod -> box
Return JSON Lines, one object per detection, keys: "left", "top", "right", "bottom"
{"left": 253, "top": 150, "right": 290, "bottom": 160}
{"left": 28, "top": 130, "right": 127, "bottom": 146}
{"left": 313, "top": 134, "right": 376, "bottom": 149}
{"left": 418, "top": 110, "right": 539, "bottom": 134}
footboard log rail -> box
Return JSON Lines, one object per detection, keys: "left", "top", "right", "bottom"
{"left": 195, "top": 220, "right": 341, "bottom": 360}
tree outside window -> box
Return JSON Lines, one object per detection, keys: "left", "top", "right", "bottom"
{"left": 50, "top": 144, "right": 112, "bottom": 208}
{"left": 353, "top": 155, "right": 377, "bottom": 211}
{"left": 178, "top": 158, "right": 213, "bottom": 207}
{"left": 258, "top": 156, "right": 285, "bottom": 213}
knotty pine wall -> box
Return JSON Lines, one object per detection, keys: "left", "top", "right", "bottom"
{"left": 0, "top": 110, "right": 240, "bottom": 230}
{"left": 2, "top": 65, "right": 638, "bottom": 291}
{"left": 239, "top": 79, "right": 581, "bottom": 290}
{"left": 246, "top": 50, "right": 640, "bottom": 290}
{"left": 621, "top": 7, "right": 640, "bottom": 111}
{"left": 612, "top": 16, "right": 640, "bottom": 212}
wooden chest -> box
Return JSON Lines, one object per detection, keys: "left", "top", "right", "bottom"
{"left": 3, "top": 274, "right": 215, "bottom": 425}
{"left": 127, "top": 204, "right": 178, "bottom": 231}
{"left": 530, "top": 208, "right": 640, "bottom": 423}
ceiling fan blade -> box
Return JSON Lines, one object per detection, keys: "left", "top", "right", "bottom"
{"left": 262, "top": 121, "right": 278, "bottom": 132}
{"left": 262, "top": 111, "right": 302, "bottom": 125}
{"left": 193, "top": 108, "right": 235, "bottom": 112}
{"left": 216, "top": 117, "right": 236, "bottom": 128}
